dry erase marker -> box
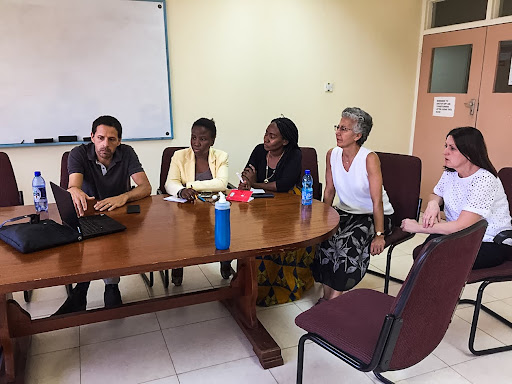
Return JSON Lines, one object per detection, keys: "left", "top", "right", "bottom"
{"left": 197, "top": 195, "right": 207, "bottom": 202}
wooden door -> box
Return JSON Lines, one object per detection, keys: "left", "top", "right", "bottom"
{"left": 476, "top": 23, "right": 512, "bottom": 172}
{"left": 413, "top": 28, "right": 487, "bottom": 205}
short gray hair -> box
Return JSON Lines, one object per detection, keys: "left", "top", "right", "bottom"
{"left": 342, "top": 107, "right": 373, "bottom": 146}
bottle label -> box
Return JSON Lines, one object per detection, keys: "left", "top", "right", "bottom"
{"left": 33, "top": 186, "right": 46, "bottom": 202}
{"left": 301, "top": 188, "right": 313, "bottom": 205}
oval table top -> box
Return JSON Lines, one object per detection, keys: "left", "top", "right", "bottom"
{"left": 0, "top": 193, "right": 339, "bottom": 293}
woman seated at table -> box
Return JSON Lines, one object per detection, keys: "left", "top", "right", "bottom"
{"left": 239, "top": 117, "right": 312, "bottom": 306}
{"left": 313, "top": 107, "right": 394, "bottom": 303}
{"left": 164, "top": 118, "right": 230, "bottom": 284}
{"left": 401, "top": 127, "right": 512, "bottom": 269}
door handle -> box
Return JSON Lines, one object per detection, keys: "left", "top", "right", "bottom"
{"left": 464, "top": 99, "right": 476, "bottom": 115}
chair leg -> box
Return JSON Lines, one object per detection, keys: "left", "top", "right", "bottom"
{"left": 296, "top": 334, "right": 308, "bottom": 384}
{"left": 161, "top": 270, "right": 170, "bottom": 288}
{"left": 459, "top": 280, "right": 512, "bottom": 355}
{"left": 374, "top": 371, "right": 394, "bottom": 384}
{"left": 140, "top": 272, "right": 154, "bottom": 287}
{"left": 367, "top": 245, "right": 404, "bottom": 294}
{"left": 65, "top": 284, "right": 73, "bottom": 297}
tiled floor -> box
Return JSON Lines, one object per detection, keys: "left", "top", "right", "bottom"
{"left": 9, "top": 234, "right": 512, "bottom": 383}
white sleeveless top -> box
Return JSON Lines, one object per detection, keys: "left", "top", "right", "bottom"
{"left": 331, "top": 146, "right": 394, "bottom": 215}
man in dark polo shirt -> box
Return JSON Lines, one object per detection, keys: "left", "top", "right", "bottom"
{"left": 54, "top": 115, "right": 151, "bottom": 315}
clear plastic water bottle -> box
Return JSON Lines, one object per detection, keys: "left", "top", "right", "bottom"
{"left": 32, "top": 171, "right": 48, "bottom": 213}
{"left": 215, "top": 192, "right": 231, "bottom": 250}
{"left": 301, "top": 170, "right": 313, "bottom": 206}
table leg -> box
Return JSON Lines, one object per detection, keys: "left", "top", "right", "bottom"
{"left": 0, "top": 294, "right": 15, "bottom": 382}
{"left": 225, "top": 257, "right": 283, "bottom": 369}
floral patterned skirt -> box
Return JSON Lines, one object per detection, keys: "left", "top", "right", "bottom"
{"left": 312, "top": 208, "right": 393, "bottom": 292}
{"left": 256, "top": 246, "right": 315, "bottom": 307}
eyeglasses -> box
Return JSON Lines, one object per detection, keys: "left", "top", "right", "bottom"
{"left": 334, "top": 125, "right": 353, "bottom": 133}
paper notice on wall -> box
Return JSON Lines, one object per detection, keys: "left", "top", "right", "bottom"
{"left": 509, "top": 57, "right": 512, "bottom": 85}
{"left": 433, "top": 97, "right": 456, "bottom": 117}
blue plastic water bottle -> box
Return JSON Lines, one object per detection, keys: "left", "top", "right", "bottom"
{"left": 32, "top": 171, "right": 48, "bottom": 213}
{"left": 301, "top": 170, "right": 313, "bottom": 206}
{"left": 215, "top": 192, "right": 231, "bottom": 250}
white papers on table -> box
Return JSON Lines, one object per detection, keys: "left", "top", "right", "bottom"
{"left": 250, "top": 188, "right": 265, "bottom": 194}
{"left": 164, "top": 196, "right": 187, "bottom": 203}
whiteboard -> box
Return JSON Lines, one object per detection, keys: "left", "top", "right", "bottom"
{"left": 0, "top": 0, "right": 172, "bottom": 145}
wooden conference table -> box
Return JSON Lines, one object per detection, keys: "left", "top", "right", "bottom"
{"left": 0, "top": 193, "right": 339, "bottom": 383}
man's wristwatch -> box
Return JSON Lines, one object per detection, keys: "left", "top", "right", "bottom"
{"left": 376, "top": 231, "right": 384, "bottom": 237}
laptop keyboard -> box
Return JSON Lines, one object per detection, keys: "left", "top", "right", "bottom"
{"left": 79, "top": 217, "right": 107, "bottom": 237}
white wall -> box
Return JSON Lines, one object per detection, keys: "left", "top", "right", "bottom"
{"left": 2, "top": 0, "right": 422, "bottom": 204}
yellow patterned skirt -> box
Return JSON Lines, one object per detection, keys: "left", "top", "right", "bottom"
{"left": 256, "top": 246, "right": 315, "bottom": 307}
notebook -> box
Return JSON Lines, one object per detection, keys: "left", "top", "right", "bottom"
{"left": 50, "top": 182, "right": 126, "bottom": 240}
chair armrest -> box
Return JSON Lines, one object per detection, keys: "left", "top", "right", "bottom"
{"left": 156, "top": 188, "right": 164, "bottom": 195}
{"left": 227, "top": 182, "right": 236, "bottom": 189}
{"left": 494, "top": 230, "right": 512, "bottom": 245}
{"left": 19, "top": 191, "right": 24, "bottom": 205}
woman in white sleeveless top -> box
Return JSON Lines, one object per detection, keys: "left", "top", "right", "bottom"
{"left": 313, "top": 107, "right": 394, "bottom": 302}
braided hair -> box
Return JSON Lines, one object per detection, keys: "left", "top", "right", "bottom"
{"left": 271, "top": 117, "right": 299, "bottom": 149}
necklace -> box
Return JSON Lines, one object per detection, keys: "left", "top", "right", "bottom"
{"left": 264, "top": 151, "right": 284, "bottom": 183}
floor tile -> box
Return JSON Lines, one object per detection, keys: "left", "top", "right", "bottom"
{"left": 141, "top": 377, "right": 180, "bottom": 384}
{"left": 30, "top": 326, "right": 79, "bottom": 355}
{"left": 256, "top": 303, "right": 305, "bottom": 349}
{"left": 13, "top": 289, "right": 69, "bottom": 319}
{"left": 394, "top": 233, "right": 428, "bottom": 255}
{"left": 451, "top": 350, "right": 512, "bottom": 384}
{"left": 178, "top": 356, "right": 277, "bottom": 384}
{"left": 432, "top": 315, "right": 503, "bottom": 365}
{"left": 199, "top": 261, "right": 235, "bottom": 287}
{"left": 269, "top": 344, "right": 373, "bottom": 384}
{"left": 26, "top": 347, "right": 80, "bottom": 384}
{"left": 86, "top": 274, "right": 150, "bottom": 310}
{"left": 156, "top": 301, "right": 231, "bottom": 329}
{"left": 80, "top": 331, "right": 175, "bottom": 384}
{"left": 147, "top": 266, "right": 213, "bottom": 298}
{"left": 396, "top": 367, "right": 471, "bottom": 383}
{"left": 373, "top": 354, "right": 448, "bottom": 382}
{"left": 162, "top": 317, "right": 254, "bottom": 374}
{"left": 371, "top": 255, "right": 413, "bottom": 281}
{"left": 80, "top": 313, "right": 160, "bottom": 345}
{"left": 353, "top": 271, "right": 388, "bottom": 290}
{"left": 456, "top": 301, "right": 512, "bottom": 345}
{"left": 374, "top": 282, "right": 403, "bottom": 297}
{"left": 480, "top": 281, "right": 512, "bottom": 300}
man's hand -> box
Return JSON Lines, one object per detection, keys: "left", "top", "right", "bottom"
{"left": 68, "top": 187, "right": 95, "bottom": 217}
{"left": 95, "top": 194, "right": 129, "bottom": 212}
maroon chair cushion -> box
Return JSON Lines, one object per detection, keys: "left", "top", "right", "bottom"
{"left": 295, "top": 289, "right": 394, "bottom": 364}
{"left": 377, "top": 152, "right": 421, "bottom": 227}
{"left": 60, "top": 151, "right": 70, "bottom": 189}
{"left": 159, "top": 147, "right": 187, "bottom": 193}
{"left": 300, "top": 147, "right": 322, "bottom": 200}
{"left": 0, "top": 152, "right": 21, "bottom": 207}
{"left": 388, "top": 221, "right": 486, "bottom": 370}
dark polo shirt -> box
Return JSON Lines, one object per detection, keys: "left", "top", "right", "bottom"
{"left": 68, "top": 143, "right": 144, "bottom": 200}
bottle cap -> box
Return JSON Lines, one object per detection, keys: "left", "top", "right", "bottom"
{"left": 218, "top": 192, "right": 226, "bottom": 203}
{"left": 305, "top": 170, "right": 311, "bottom": 175}
{"left": 34, "top": 171, "right": 41, "bottom": 177}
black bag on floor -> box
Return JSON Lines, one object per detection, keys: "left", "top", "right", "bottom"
{"left": 0, "top": 214, "right": 79, "bottom": 253}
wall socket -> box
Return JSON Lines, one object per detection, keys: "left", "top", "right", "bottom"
{"left": 324, "top": 82, "right": 333, "bottom": 92}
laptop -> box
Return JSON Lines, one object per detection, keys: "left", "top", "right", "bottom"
{"left": 50, "top": 182, "right": 126, "bottom": 240}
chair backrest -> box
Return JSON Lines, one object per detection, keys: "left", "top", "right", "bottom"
{"left": 60, "top": 151, "right": 70, "bottom": 189}
{"left": 159, "top": 147, "right": 187, "bottom": 193}
{"left": 0, "top": 152, "right": 22, "bottom": 207}
{"left": 384, "top": 220, "right": 487, "bottom": 371}
{"left": 498, "top": 167, "right": 512, "bottom": 217}
{"left": 377, "top": 152, "right": 422, "bottom": 226}
{"left": 300, "top": 147, "right": 322, "bottom": 200}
